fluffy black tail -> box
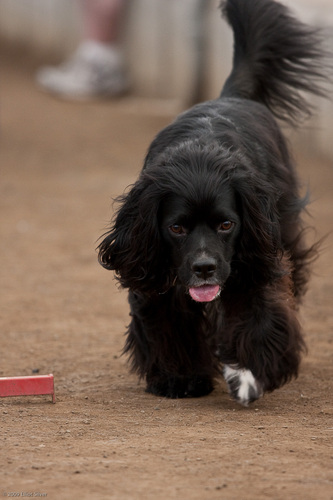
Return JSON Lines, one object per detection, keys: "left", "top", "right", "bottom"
{"left": 220, "top": 0, "right": 330, "bottom": 123}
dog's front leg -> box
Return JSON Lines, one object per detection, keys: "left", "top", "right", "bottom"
{"left": 221, "top": 282, "right": 305, "bottom": 406}
{"left": 125, "top": 291, "right": 216, "bottom": 398}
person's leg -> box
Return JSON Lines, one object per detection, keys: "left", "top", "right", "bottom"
{"left": 36, "top": 0, "right": 129, "bottom": 99}
{"left": 81, "top": 0, "right": 124, "bottom": 43}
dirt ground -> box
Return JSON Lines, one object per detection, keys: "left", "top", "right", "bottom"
{"left": 1, "top": 49, "right": 332, "bottom": 500}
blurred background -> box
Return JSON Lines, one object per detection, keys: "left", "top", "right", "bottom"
{"left": 0, "top": 0, "right": 332, "bottom": 159}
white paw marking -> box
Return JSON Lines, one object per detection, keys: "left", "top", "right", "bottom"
{"left": 223, "top": 365, "right": 263, "bottom": 406}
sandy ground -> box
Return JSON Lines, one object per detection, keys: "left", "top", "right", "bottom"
{"left": 1, "top": 50, "right": 333, "bottom": 500}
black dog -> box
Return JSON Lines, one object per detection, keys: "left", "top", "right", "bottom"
{"left": 98, "top": 0, "right": 328, "bottom": 405}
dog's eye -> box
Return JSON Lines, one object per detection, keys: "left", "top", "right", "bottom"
{"left": 218, "top": 221, "right": 233, "bottom": 231}
{"left": 169, "top": 224, "right": 186, "bottom": 235}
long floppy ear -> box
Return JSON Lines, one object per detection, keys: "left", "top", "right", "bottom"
{"left": 231, "top": 172, "right": 283, "bottom": 288}
{"left": 98, "top": 176, "right": 169, "bottom": 294}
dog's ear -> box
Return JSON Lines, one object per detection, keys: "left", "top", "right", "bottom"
{"left": 98, "top": 177, "right": 169, "bottom": 294}
{"left": 231, "top": 173, "right": 282, "bottom": 287}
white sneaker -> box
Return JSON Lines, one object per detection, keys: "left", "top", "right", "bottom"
{"left": 36, "top": 41, "right": 129, "bottom": 100}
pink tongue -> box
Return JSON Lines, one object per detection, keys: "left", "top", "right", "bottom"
{"left": 189, "top": 285, "right": 220, "bottom": 303}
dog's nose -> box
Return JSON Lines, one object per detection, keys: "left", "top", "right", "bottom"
{"left": 192, "top": 257, "right": 217, "bottom": 280}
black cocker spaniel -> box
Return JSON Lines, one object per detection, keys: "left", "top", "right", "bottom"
{"left": 98, "top": 0, "right": 329, "bottom": 405}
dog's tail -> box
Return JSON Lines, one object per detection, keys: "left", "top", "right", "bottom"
{"left": 220, "top": 0, "right": 330, "bottom": 123}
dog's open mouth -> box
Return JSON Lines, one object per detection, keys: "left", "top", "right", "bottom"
{"left": 189, "top": 285, "right": 221, "bottom": 303}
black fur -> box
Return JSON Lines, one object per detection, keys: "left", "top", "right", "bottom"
{"left": 98, "top": 0, "right": 329, "bottom": 404}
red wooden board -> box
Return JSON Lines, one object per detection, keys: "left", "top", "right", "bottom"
{"left": 0, "top": 374, "right": 55, "bottom": 403}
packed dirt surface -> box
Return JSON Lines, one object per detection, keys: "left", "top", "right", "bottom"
{"left": 1, "top": 50, "right": 332, "bottom": 500}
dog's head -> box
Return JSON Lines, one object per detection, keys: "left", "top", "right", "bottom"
{"left": 98, "top": 143, "right": 281, "bottom": 299}
{"left": 159, "top": 173, "right": 240, "bottom": 302}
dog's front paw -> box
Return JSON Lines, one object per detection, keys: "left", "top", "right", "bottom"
{"left": 223, "top": 365, "right": 263, "bottom": 406}
{"left": 146, "top": 375, "right": 214, "bottom": 399}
